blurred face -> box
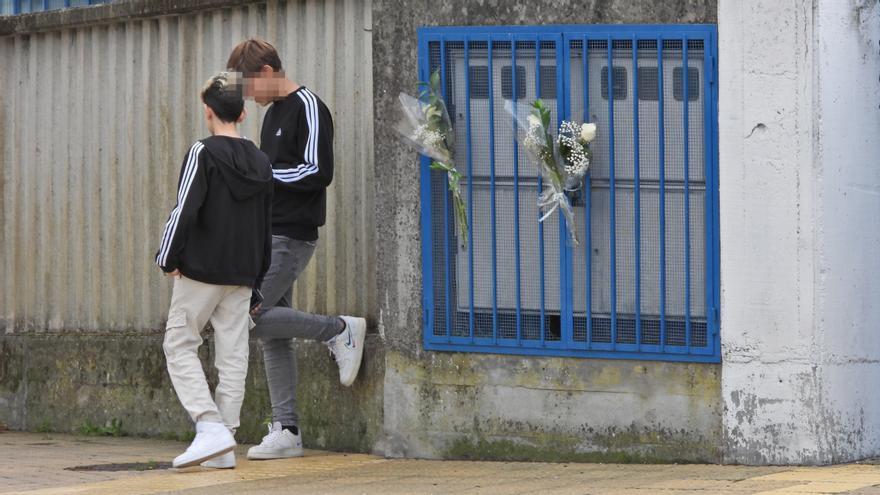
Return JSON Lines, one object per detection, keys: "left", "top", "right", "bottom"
{"left": 243, "top": 65, "right": 282, "bottom": 106}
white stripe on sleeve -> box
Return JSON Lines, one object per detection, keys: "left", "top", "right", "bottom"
{"left": 156, "top": 142, "right": 204, "bottom": 267}
{"left": 297, "top": 89, "right": 319, "bottom": 167}
{"left": 273, "top": 164, "right": 319, "bottom": 183}
{"left": 271, "top": 89, "right": 321, "bottom": 185}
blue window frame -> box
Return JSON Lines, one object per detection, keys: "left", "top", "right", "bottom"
{"left": 1, "top": 0, "right": 110, "bottom": 16}
{"left": 418, "top": 25, "right": 720, "bottom": 363}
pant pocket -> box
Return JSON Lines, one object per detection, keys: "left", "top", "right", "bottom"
{"left": 163, "top": 310, "right": 190, "bottom": 357}
{"left": 293, "top": 239, "right": 317, "bottom": 249}
{"left": 165, "top": 310, "right": 187, "bottom": 331}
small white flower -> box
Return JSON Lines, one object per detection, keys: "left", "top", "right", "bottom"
{"left": 528, "top": 114, "right": 542, "bottom": 129}
{"left": 411, "top": 124, "right": 446, "bottom": 151}
{"left": 524, "top": 130, "right": 544, "bottom": 155}
{"left": 581, "top": 123, "right": 597, "bottom": 143}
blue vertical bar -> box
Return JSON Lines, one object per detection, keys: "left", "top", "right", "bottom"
{"left": 606, "top": 37, "right": 617, "bottom": 348}
{"left": 632, "top": 36, "right": 641, "bottom": 349}
{"left": 512, "top": 37, "right": 523, "bottom": 345}
{"left": 440, "top": 38, "right": 452, "bottom": 342}
{"left": 464, "top": 38, "right": 475, "bottom": 342}
{"left": 536, "top": 37, "right": 546, "bottom": 347}
{"left": 711, "top": 28, "right": 721, "bottom": 359}
{"left": 703, "top": 32, "right": 716, "bottom": 351}
{"left": 488, "top": 39, "right": 498, "bottom": 344}
{"left": 683, "top": 37, "right": 692, "bottom": 349}
{"left": 64, "top": 0, "right": 69, "bottom": 7}
{"left": 558, "top": 35, "right": 571, "bottom": 347}
{"left": 13, "top": 0, "right": 19, "bottom": 14}
{"left": 658, "top": 38, "right": 667, "bottom": 351}
{"left": 582, "top": 35, "right": 591, "bottom": 349}
{"left": 42, "top": 0, "right": 47, "bottom": 12}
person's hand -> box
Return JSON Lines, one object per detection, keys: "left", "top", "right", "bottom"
{"left": 165, "top": 269, "right": 181, "bottom": 278}
{"left": 250, "top": 304, "right": 261, "bottom": 316}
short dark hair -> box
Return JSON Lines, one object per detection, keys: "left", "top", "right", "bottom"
{"left": 226, "top": 38, "right": 283, "bottom": 75}
{"left": 201, "top": 72, "right": 244, "bottom": 123}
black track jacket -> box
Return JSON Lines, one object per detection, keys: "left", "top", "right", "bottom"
{"left": 155, "top": 136, "right": 274, "bottom": 289}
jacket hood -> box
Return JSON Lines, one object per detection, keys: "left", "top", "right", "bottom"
{"left": 201, "top": 136, "right": 273, "bottom": 201}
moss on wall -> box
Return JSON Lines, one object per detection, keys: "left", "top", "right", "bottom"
{"left": 382, "top": 351, "right": 722, "bottom": 463}
{"left": 0, "top": 334, "right": 383, "bottom": 451}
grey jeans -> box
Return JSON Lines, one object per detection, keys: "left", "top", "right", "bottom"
{"left": 251, "top": 235, "right": 343, "bottom": 427}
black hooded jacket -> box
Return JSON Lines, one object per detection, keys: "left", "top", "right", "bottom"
{"left": 155, "top": 136, "right": 274, "bottom": 289}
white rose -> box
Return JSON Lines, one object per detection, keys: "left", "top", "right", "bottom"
{"left": 528, "top": 114, "right": 542, "bottom": 128}
{"left": 580, "top": 122, "right": 597, "bottom": 142}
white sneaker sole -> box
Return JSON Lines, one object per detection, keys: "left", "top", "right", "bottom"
{"left": 201, "top": 453, "right": 236, "bottom": 469}
{"left": 173, "top": 445, "right": 235, "bottom": 469}
{"left": 246, "top": 448, "right": 304, "bottom": 460}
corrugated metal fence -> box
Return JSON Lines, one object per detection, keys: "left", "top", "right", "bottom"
{"left": 0, "top": 0, "right": 375, "bottom": 333}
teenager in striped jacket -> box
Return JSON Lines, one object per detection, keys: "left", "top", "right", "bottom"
{"left": 156, "top": 73, "right": 273, "bottom": 469}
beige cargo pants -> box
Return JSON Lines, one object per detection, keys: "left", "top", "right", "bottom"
{"left": 163, "top": 275, "right": 253, "bottom": 430}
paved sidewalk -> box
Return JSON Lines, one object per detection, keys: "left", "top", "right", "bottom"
{"left": 2, "top": 432, "right": 880, "bottom": 494}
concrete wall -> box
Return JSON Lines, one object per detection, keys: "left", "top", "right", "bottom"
{"left": 0, "top": 333, "right": 384, "bottom": 448}
{"left": 0, "top": 0, "right": 382, "bottom": 451}
{"left": 372, "top": 0, "right": 723, "bottom": 462}
{"left": 719, "top": 0, "right": 880, "bottom": 464}
{"left": 0, "top": 0, "right": 375, "bottom": 334}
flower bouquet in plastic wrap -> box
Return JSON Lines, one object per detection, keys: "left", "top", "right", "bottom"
{"left": 394, "top": 69, "right": 468, "bottom": 246}
{"left": 505, "top": 99, "right": 597, "bottom": 245}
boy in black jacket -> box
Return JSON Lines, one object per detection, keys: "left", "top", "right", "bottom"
{"left": 226, "top": 39, "right": 366, "bottom": 460}
{"left": 156, "top": 73, "right": 273, "bottom": 469}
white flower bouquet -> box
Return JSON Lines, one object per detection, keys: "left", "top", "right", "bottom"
{"left": 505, "top": 100, "right": 595, "bottom": 246}
{"left": 395, "top": 69, "right": 468, "bottom": 246}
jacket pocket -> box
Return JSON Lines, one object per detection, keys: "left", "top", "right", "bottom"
{"left": 248, "top": 316, "right": 257, "bottom": 331}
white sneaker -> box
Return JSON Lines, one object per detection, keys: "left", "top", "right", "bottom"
{"left": 173, "top": 421, "right": 236, "bottom": 468}
{"left": 326, "top": 316, "right": 366, "bottom": 386}
{"left": 246, "top": 422, "right": 304, "bottom": 460}
{"left": 200, "top": 450, "right": 235, "bottom": 469}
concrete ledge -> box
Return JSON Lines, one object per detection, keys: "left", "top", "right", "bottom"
{"left": 0, "top": 0, "right": 259, "bottom": 36}
{"left": 379, "top": 351, "right": 723, "bottom": 463}
{"left": 0, "top": 332, "right": 384, "bottom": 452}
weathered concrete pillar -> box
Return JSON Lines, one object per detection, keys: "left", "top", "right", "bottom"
{"left": 719, "top": 0, "right": 880, "bottom": 464}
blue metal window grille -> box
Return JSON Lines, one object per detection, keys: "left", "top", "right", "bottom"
{"left": 418, "top": 25, "right": 720, "bottom": 363}
{"left": 1, "top": 0, "right": 110, "bottom": 16}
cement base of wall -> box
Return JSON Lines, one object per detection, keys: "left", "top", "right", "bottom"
{"left": 0, "top": 334, "right": 722, "bottom": 462}
{"left": 0, "top": 333, "right": 384, "bottom": 451}
{"left": 378, "top": 351, "right": 722, "bottom": 463}
{"left": 0, "top": 334, "right": 721, "bottom": 462}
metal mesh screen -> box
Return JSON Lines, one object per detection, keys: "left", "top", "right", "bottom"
{"left": 424, "top": 29, "right": 716, "bottom": 359}
{"left": 428, "top": 41, "right": 451, "bottom": 339}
